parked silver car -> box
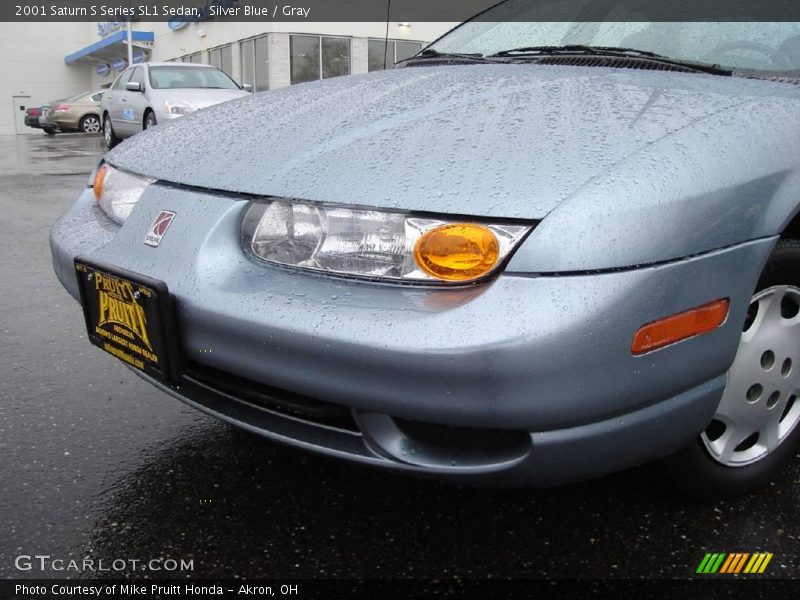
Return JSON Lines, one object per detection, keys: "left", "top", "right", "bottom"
{"left": 51, "top": 9, "right": 800, "bottom": 499}
{"left": 101, "top": 62, "right": 249, "bottom": 148}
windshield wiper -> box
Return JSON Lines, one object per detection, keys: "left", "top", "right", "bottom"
{"left": 489, "top": 45, "right": 732, "bottom": 76}
{"left": 404, "top": 48, "right": 505, "bottom": 64}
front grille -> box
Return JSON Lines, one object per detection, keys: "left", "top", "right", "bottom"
{"left": 183, "top": 362, "right": 358, "bottom": 432}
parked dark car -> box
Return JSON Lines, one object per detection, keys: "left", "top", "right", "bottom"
{"left": 24, "top": 107, "right": 43, "bottom": 129}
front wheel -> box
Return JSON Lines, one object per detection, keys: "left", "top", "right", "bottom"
{"left": 144, "top": 111, "right": 157, "bottom": 130}
{"left": 664, "top": 239, "right": 800, "bottom": 499}
{"left": 43, "top": 127, "right": 56, "bottom": 136}
{"left": 103, "top": 115, "right": 120, "bottom": 149}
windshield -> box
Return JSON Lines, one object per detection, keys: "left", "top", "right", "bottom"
{"left": 427, "top": 0, "right": 800, "bottom": 73}
{"left": 148, "top": 66, "right": 240, "bottom": 90}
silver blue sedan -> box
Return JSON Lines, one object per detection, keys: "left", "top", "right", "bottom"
{"left": 50, "top": 8, "right": 800, "bottom": 499}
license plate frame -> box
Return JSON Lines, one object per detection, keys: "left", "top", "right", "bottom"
{"left": 74, "top": 257, "right": 181, "bottom": 383}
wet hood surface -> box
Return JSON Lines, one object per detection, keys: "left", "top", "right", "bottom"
{"left": 107, "top": 64, "right": 797, "bottom": 220}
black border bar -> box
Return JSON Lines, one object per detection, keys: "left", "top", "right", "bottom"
{"left": 5, "top": 0, "right": 800, "bottom": 22}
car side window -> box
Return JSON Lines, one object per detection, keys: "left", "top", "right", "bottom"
{"left": 129, "top": 67, "right": 146, "bottom": 89}
{"left": 91, "top": 93, "right": 103, "bottom": 102}
{"left": 112, "top": 69, "right": 133, "bottom": 90}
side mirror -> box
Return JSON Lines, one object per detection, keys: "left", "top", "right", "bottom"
{"left": 125, "top": 81, "right": 143, "bottom": 92}
{"left": 242, "top": 83, "right": 253, "bottom": 92}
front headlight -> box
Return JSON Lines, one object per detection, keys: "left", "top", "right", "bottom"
{"left": 91, "top": 163, "right": 153, "bottom": 224}
{"left": 241, "top": 199, "right": 533, "bottom": 284}
{"left": 164, "top": 100, "right": 196, "bottom": 115}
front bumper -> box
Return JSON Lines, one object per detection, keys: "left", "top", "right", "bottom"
{"left": 49, "top": 183, "right": 776, "bottom": 484}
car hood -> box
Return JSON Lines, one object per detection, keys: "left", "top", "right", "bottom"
{"left": 108, "top": 64, "right": 800, "bottom": 221}
{"left": 152, "top": 87, "right": 250, "bottom": 110}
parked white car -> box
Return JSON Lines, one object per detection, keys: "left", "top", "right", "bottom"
{"left": 101, "top": 62, "right": 250, "bottom": 147}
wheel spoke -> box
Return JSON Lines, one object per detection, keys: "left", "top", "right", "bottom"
{"left": 718, "top": 431, "right": 739, "bottom": 463}
{"left": 710, "top": 426, "right": 746, "bottom": 464}
{"left": 742, "top": 292, "right": 778, "bottom": 342}
{"left": 761, "top": 419, "right": 781, "bottom": 453}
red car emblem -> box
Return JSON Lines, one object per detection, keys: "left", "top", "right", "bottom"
{"left": 144, "top": 210, "right": 176, "bottom": 247}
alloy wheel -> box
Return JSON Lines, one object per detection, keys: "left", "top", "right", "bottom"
{"left": 82, "top": 116, "right": 101, "bottom": 134}
{"left": 702, "top": 285, "right": 800, "bottom": 466}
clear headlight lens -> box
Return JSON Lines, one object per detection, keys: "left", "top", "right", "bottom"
{"left": 241, "top": 199, "right": 532, "bottom": 284}
{"left": 164, "top": 100, "right": 195, "bottom": 115}
{"left": 91, "top": 163, "right": 153, "bottom": 224}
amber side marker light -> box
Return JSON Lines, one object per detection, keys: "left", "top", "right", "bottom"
{"left": 632, "top": 298, "right": 730, "bottom": 355}
{"left": 413, "top": 223, "right": 500, "bottom": 282}
{"left": 92, "top": 164, "right": 108, "bottom": 201}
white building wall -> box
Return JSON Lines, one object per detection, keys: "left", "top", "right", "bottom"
{"left": 351, "top": 37, "right": 369, "bottom": 75}
{"left": 0, "top": 22, "right": 93, "bottom": 135}
{"left": 268, "top": 33, "right": 290, "bottom": 89}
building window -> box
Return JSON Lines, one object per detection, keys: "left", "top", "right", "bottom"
{"left": 368, "top": 39, "right": 423, "bottom": 71}
{"left": 209, "top": 44, "right": 233, "bottom": 78}
{"left": 290, "top": 35, "right": 320, "bottom": 84}
{"left": 255, "top": 35, "right": 269, "bottom": 91}
{"left": 395, "top": 41, "right": 422, "bottom": 63}
{"left": 322, "top": 37, "right": 350, "bottom": 79}
{"left": 290, "top": 35, "right": 350, "bottom": 85}
{"left": 240, "top": 38, "right": 255, "bottom": 89}
{"left": 174, "top": 52, "right": 205, "bottom": 64}
{"left": 240, "top": 35, "right": 269, "bottom": 91}
{"left": 368, "top": 39, "right": 387, "bottom": 71}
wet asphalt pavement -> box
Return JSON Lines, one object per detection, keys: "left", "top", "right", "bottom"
{"left": 1, "top": 133, "right": 799, "bottom": 582}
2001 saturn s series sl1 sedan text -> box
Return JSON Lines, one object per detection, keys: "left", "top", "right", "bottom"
{"left": 50, "top": 3, "right": 800, "bottom": 499}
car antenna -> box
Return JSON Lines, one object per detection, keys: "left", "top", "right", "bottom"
{"left": 384, "top": 0, "right": 391, "bottom": 70}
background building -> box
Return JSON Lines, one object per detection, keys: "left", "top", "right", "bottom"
{"left": 0, "top": 20, "right": 455, "bottom": 135}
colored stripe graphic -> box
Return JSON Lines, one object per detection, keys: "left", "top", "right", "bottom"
{"left": 760, "top": 553, "right": 774, "bottom": 573}
{"left": 720, "top": 553, "right": 749, "bottom": 574}
{"left": 697, "top": 553, "right": 726, "bottom": 574}
{"left": 698, "top": 553, "right": 773, "bottom": 575}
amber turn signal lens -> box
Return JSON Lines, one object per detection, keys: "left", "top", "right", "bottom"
{"left": 632, "top": 298, "right": 730, "bottom": 355}
{"left": 413, "top": 223, "right": 500, "bottom": 281}
{"left": 92, "top": 164, "right": 107, "bottom": 201}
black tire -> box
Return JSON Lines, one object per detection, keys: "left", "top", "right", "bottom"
{"left": 663, "top": 239, "right": 800, "bottom": 499}
{"left": 43, "top": 127, "right": 56, "bottom": 136}
{"left": 79, "top": 114, "right": 102, "bottom": 134}
{"left": 103, "top": 114, "right": 120, "bottom": 149}
{"left": 143, "top": 110, "right": 156, "bottom": 130}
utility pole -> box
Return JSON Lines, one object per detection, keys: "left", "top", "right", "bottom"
{"left": 126, "top": 20, "right": 133, "bottom": 66}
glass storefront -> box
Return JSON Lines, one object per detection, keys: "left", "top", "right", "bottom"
{"left": 240, "top": 35, "right": 269, "bottom": 92}
{"left": 368, "top": 39, "right": 424, "bottom": 71}
{"left": 209, "top": 44, "right": 233, "bottom": 78}
{"left": 290, "top": 35, "right": 321, "bottom": 84}
{"left": 165, "top": 33, "right": 425, "bottom": 89}
{"left": 291, "top": 35, "right": 351, "bottom": 84}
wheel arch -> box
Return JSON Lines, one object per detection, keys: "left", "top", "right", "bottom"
{"left": 143, "top": 107, "right": 155, "bottom": 127}
{"left": 781, "top": 208, "right": 800, "bottom": 240}
{"left": 80, "top": 112, "right": 101, "bottom": 124}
